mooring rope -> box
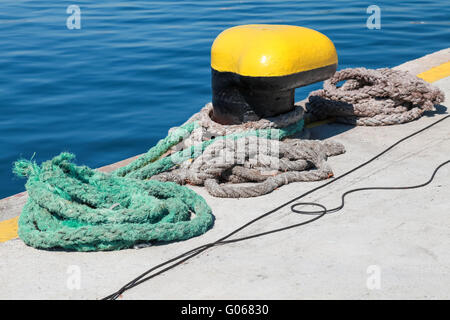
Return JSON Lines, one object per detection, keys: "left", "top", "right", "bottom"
{"left": 148, "top": 104, "right": 345, "bottom": 198}
{"left": 152, "top": 137, "right": 345, "bottom": 198}
{"left": 115, "top": 107, "right": 307, "bottom": 182}
{"left": 14, "top": 152, "right": 214, "bottom": 251}
{"left": 306, "top": 68, "right": 444, "bottom": 126}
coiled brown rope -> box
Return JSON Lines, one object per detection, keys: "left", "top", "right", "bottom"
{"left": 153, "top": 104, "right": 345, "bottom": 198}
{"left": 306, "top": 67, "right": 444, "bottom": 126}
{"left": 152, "top": 137, "right": 345, "bottom": 198}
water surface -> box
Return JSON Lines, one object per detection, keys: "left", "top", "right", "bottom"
{"left": 1, "top": 0, "right": 449, "bottom": 197}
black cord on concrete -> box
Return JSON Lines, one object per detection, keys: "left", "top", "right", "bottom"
{"left": 103, "top": 115, "right": 449, "bottom": 300}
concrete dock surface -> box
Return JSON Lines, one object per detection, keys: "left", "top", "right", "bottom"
{"left": 0, "top": 49, "right": 449, "bottom": 299}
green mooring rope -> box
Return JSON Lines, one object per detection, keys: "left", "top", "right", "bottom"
{"left": 13, "top": 119, "right": 304, "bottom": 251}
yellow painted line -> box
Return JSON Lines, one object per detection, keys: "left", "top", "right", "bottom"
{"left": 305, "top": 117, "right": 336, "bottom": 129}
{"left": 417, "top": 61, "right": 450, "bottom": 83}
{"left": 0, "top": 216, "right": 19, "bottom": 243}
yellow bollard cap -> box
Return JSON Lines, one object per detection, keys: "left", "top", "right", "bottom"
{"left": 211, "top": 24, "right": 338, "bottom": 77}
{"left": 210, "top": 24, "right": 338, "bottom": 124}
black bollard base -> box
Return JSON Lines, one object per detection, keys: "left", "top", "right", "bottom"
{"left": 211, "top": 64, "right": 337, "bottom": 124}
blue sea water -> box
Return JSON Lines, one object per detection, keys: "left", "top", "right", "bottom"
{"left": 0, "top": 0, "right": 449, "bottom": 198}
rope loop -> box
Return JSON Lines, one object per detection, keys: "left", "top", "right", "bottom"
{"left": 307, "top": 67, "right": 444, "bottom": 126}
{"left": 14, "top": 152, "right": 214, "bottom": 251}
{"left": 13, "top": 159, "right": 39, "bottom": 178}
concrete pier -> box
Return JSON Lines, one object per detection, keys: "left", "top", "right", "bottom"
{"left": 1, "top": 48, "right": 449, "bottom": 299}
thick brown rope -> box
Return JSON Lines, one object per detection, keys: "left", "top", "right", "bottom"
{"left": 152, "top": 137, "right": 345, "bottom": 198}
{"left": 306, "top": 68, "right": 444, "bottom": 126}
{"left": 153, "top": 104, "right": 345, "bottom": 198}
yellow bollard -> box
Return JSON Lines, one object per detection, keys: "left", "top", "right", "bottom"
{"left": 211, "top": 24, "right": 338, "bottom": 124}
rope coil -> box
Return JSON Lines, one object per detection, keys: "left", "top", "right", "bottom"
{"left": 15, "top": 153, "right": 214, "bottom": 251}
{"left": 148, "top": 103, "right": 345, "bottom": 198}
{"left": 306, "top": 68, "right": 444, "bottom": 126}
{"left": 153, "top": 136, "right": 345, "bottom": 198}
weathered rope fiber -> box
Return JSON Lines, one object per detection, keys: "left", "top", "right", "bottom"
{"left": 14, "top": 153, "right": 214, "bottom": 251}
{"left": 152, "top": 136, "right": 345, "bottom": 198}
{"left": 114, "top": 104, "right": 306, "bottom": 181}
{"left": 189, "top": 103, "right": 304, "bottom": 135}
{"left": 306, "top": 68, "right": 444, "bottom": 126}
{"left": 146, "top": 103, "right": 345, "bottom": 198}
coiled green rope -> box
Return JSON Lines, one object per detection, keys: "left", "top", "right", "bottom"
{"left": 14, "top": 119, "right": 304, "bottom": 251}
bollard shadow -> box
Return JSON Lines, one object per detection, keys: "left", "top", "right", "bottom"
{"left": 301, "top": 98, "right": 356, "bottom": 140}
{"left": 423, "top": 104, "right": 448, "bottom": 117}
{"left": 302, "top": 98, "right": 447, "bottom": 141}
{"left": 306, "top": 122, "right": 355, "bottom": 140}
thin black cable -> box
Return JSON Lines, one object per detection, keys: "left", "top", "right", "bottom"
{"left": 218, "top": 159, "right": 450, "bottom": 244}
{"left": 103, "top": 115, "right": 449, "bottom": 300}
{"left": 104, "top": 158, "right": 449, "bottom": 299}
